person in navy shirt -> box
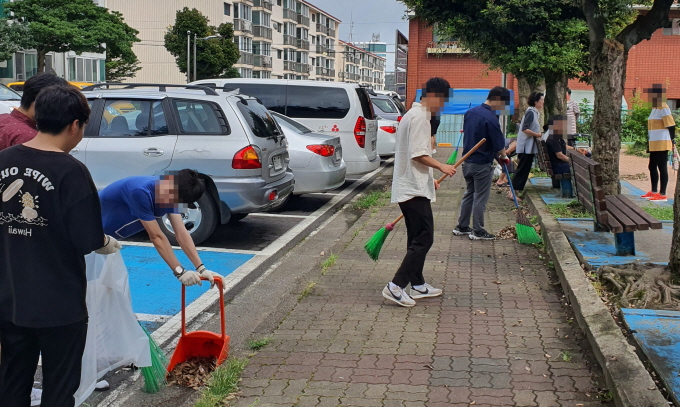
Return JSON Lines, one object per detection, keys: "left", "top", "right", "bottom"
{"left": 452, "top": 86, "right": 510, "bottom": 240}
{"left": 99, "top": 170, "right": 222, "bottom": 288}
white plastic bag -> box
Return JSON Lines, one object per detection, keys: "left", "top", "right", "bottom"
{"left": 74, "top": 252, "right": 151, "bottom": 406}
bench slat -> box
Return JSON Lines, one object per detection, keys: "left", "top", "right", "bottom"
{"left": 616, "top": 194, "right": 663, "bottom": 230}
{"left": 604, "top": 198, "right": 638, "bottom": 232}
{"left": 606, "top": 214, "right": 624, "bottom": 233}
{"left": 606, "top": 196, "right": 649, "bottom": 231}
{"left": 569, "top": 151, "right": 602, "bottom": 175}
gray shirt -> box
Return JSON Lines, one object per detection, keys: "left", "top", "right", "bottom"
{"left": 516, "top": 107, "right": 540, "bottom": 154}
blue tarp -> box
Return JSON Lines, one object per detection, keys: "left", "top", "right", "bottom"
{"left": 415, "top": 88, "right": 515, "bottom": 115}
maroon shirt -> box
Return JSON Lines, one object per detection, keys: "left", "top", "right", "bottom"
{"left": 0, "top": 109, "right": 38, "bottom": 152}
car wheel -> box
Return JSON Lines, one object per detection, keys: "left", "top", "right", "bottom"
{"left": 228, "top": 213, "right": 249, "bottom": 223}
{"left": 157, "top": 193, "right": 218, "bottom": 246}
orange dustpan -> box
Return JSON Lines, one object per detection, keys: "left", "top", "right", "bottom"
{"left": 167, "top": 276, "right": 230, "bottom": 374}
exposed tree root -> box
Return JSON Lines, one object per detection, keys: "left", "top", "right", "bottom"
{"left": 598, "top": 262, "right": 680, "bottom": 310}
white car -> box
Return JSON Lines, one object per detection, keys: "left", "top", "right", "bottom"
{"left": 0, "top": 84, "right": 21, "bottom": 114}
{"left": 190, "top": 79, "right": 380, "bottom": 176}
{"left": 377, "top": 118, "right": 398, "bottom": 156}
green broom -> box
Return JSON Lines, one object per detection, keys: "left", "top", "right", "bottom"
{"left": 503, "top": 163, "right": 542, "bottom": 244}
{"left": 365, "top": 138, "right": 488, "bottom": 260}
{"left": 446, "top": 129, "right": 465, "bottom": 165}
{"left": 140, "top": 324, "right": 168, "bottom": 393}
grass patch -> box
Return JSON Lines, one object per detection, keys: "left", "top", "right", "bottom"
{"left": 625, "top": 143, "right": 649, "bottom": 157}
{"left": 546, "top": 201, "right": 591, "bottom": 219}
{"left": 247, "top": 337, "right": 272, "bottom": 351}
{"left": 321, "top": 253, "right": 338, "bottom": 275}
{"left": 353, "top": 190, "right": 391, "bottom": 210}
{"left": 298, "top": 281, "right": 317, "bottom": 301}
{"left": 530, "top": 167, "right": 548, "bottom": 178}
{"left": 642, "top": 205, "right": 673, "bottom": 220}
{"left": 559, "top": 351, "right": 573, "bottom": 362}
{"left": 194, "top": 358, "right": 249, "bottom": 407}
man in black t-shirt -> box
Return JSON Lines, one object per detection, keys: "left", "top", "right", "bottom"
{"left": 0, "top": 85, "right": 120, "bottom": 407}
{"left": 545, "top": 115, "right": 571, "bottom": 175}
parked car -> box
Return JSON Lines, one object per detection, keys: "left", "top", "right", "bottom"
{"left": 377, "top": 118, "right": 398, "bottom": 156}
{"left": 373, "top": 90, "right": 406, "bottom": 109}
{"left": 371, "top": 95, "right": 403, "bottom": 122}
{"left": 190, "top": 79, "right": 380, "bottom": 176}
{"left": 270, "top": 111, "right": 346, "bottom": 203}
{"left": 0, "top": 84, "right": 21, "bottom": 114}
{"left": 79, "top": 83, "right": 295, "bottom": 245}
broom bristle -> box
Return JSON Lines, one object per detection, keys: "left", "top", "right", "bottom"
{"left": 140, "top": 324, "right": 168, "bottom": 393}
{"left": 364, "top": 227, "right": 390, "bottom": 261}
{"left": 446, "top": 149, "right": 458, "bottom": 165}
{"left": 516, "top": 223, "right": 542, "bottom": 245}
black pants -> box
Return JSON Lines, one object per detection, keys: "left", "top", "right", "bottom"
{"left": 392, "top": 197, "right": 433, "bottom": 289}
{"left": 649, "top": 151, "right": 669, "bottom": 195}
{"left": 512, "top": 153, "right": 535, "bottom": 192}
{"left": 0, "top": 320, "right": 87, "bottom": 407}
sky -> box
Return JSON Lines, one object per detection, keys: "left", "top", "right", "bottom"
{"left": 309, "top": 0, "right": 409, "bottom": 72}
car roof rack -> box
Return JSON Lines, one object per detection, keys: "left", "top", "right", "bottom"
{"left": 81, "top": 83, "right": 219, "bottom": 96}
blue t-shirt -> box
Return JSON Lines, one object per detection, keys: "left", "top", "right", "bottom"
{"left": 462, "top": 104, "right": 506, "bottom": 164}
{"left": 99, "top": 176, "right": 177, "bottom": 239}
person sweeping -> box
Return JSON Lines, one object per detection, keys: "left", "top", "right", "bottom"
{"left": 98, "top": 170, "right": 222, "bottom": 287}
{"left": 381, "top": 78, "right": 457, "bottom": 308}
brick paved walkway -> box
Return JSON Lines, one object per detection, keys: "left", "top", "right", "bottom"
{"left": 236, "top": 149, "right": 606, "bottom": 407}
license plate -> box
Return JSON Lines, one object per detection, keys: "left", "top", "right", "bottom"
{"left": 273, "top": 155, "right": 283, "bottom": 171}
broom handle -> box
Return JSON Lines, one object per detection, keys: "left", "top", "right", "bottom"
{"left": 503, "top": 162, "right": 521, "bottom": 209}
{"left": 436, "top": 138, "right": 487, "bottom": 183}
{"left": 390, "top": 214, "right": 404, "bottom": 225}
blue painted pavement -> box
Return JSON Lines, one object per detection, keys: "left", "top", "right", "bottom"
{"left": 121, "top": 246, "right": 253, "bottom": 317}
{"left": 622, "top": 308, "right": 680, "bottom": 405}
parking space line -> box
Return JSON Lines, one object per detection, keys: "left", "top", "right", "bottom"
{"left": 149, "top": 159, "right": 394, "bottom": 346}
{"left": 248, "top": 212, "right": 310, "bottom": 218}
{"left": 121, "top": 241, "right": 260, "bottom": 255}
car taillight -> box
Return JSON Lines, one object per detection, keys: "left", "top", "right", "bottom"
{"left": 380, "top": 126, "right": 397, "bottom": 134}
{"left": 306, "top": 144, "right": 335, "bottom": 157}
{"left": 354, "top": 116, "right": 366, "bottom": 148}
{"left": 232, "top": 145, "right": 261, "bottom": 169}
{"left": 397, "top": 116, "right": 402, "bottom": 122}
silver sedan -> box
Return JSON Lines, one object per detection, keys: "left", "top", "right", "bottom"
{"left": 271, "top": 111, "right": 347, "bottom": 197}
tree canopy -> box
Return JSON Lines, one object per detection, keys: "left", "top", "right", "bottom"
{"left": 0, "top": 19, "right": 34, "bottom": 63}
{"left": 4, "top": 0, "right": 141, "bottom": 75}
{"left": 164, "top": 7, "right": 241, "bottom": 81}
{"left": 103, "top": 11, "right": 141, "bottom": 82}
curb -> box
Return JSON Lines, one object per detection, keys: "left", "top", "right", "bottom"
{"left": 526, "top": 188, "right": 668, "bottom": 407}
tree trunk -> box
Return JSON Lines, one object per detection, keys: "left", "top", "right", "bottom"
{"left": 589, "top": 39, "right": 626, "bottom": 196}
{"left": 516, "top": 75, "right": 546, "bottom": 128}
{"left": 671, "top": 168, "right": 680, "bottom": 275}
{"left": 36, "top": 48, "right": 47, "bottom": 74}
{"left": 544, "top": 72, "right": 568, "bottom": 120}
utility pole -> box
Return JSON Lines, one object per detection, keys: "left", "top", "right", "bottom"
{"left": 501, "top": 72, "right": 508, "bottom": 135}
{"left": 193, "top": 32, "right": 197, "bottom": 82}
{"left": 186, "top": 31, "right": 191, "bottom": 83}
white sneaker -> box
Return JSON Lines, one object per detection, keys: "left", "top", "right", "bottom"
{"left": 410, "top": 283, "right": 443, "bottom": 299}
{"left": 31, "top": 388, "right": 42, "bottom": 406}
{"left": 382, "top": 284, "right": 416, "bottom": 307}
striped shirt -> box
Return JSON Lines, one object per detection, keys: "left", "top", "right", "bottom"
{"left": 648, "top": 104, "right": 676, "bottom": 152}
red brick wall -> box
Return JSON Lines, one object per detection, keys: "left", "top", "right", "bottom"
{"left": 408, "top": 17, "right": 680, "bottom": 109}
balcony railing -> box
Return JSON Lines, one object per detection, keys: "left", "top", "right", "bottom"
{"left": 283, "top": 9, "right": 297, "bottom": 20}
{"left": 374, "top": 77, "right": 382, "bottom": 84}
{"left": 362, "top": 60, "right": 375, "bottom": 69}
{"left": 426, "top": 41, "right": 470, "bottom": 54}
{"left": 315, "top": 44, "right": 329, "bottom": 54}
{"left": 315, "top": 67, "right": 335, "bottom": 77}
{"left": 254, "top": 55, "right": 273, "bottom": 68}
{"left": 237, "top": 51, "right": 254, "bottom": 65}
{"left": 297, "top": 14, "right": 310, "bottom": 27}
{"left": 327, "top": 28, "right": 336, "bottom": 38}
{"left": 362, "top": 75, "right": 372, "bottom": 83}
{"left": 283, "top": 34, "right": 296, "bottom": 46}
{"left": 252, "top": 0, "right": 273, "bottom": 10}
{"left": 253, "top": 25, "right": 273, "bottom": 40}
{"left": 284, "top": 61, "right": 311, "bottom": 73}
{"left": 296, "top": 38, "right": 310, "bottom": 50}
{"left": 234, "top": 19, "right": 253, "bottom": 33}
{"left": 341, "top": 72, "right": 360, "bottom": 81}
{"left": 316, "top": 23, "right": 328, "bottom": 35}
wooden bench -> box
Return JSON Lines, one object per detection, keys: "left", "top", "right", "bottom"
{"left": 568, "top": 150, "right": 662, "bottom": 255}
{"left": 537, "top": 140, "right": 573, "bottom": 198}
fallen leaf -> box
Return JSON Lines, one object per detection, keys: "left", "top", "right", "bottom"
{"left": 524, "top": 366, "right": 531, "bottom": 372}
{"left": 320, "top": 251, "right": 325, "bottom": 257}
{"left": 576, "top": 404, "right": 584, "bottom": 406}
{"left": 545, "top": 354, "right": 552, "bottom": 358}
{"left": 493, "top": 281, "right": 501, "bottom": 284}
{"left": 648, "top": 387, "right": 656, "bottom": 390}
{"left": 425, "top": 364, "right": 434, "bottom": 370}
{"left": 470, "top": 402, "right": 476, "bottom": 405}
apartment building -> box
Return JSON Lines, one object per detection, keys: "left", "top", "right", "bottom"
{"left": 336, "top": 40, "right": 386, "bottom": 91}
{"left": 102, "top": 0, "right": 341, "bottom": 84}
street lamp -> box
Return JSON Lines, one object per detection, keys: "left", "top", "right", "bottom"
{"left": 187, "top": 32, "right": 221, "bottom": 83}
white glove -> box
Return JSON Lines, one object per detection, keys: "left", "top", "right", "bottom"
{"left": 175, "top": 267, "right": 202, "bottom": 287}
{"left": 95, "top": 235, "right": 122, "bottom": 255}
{"left": 197, "top": 265, "right": 222, "bottom": 289}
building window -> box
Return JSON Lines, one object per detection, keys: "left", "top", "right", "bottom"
{"left": 277, "top": 0, "right": 281, "bottom": 5}
{"left": 277, "top": 49, "right": 282, "bottom": 59}
{"left": 224, "top": 2, "right": 231, "bottom": 15}
{"left": 312, "top": 13, "right": 315, "bottom": 22}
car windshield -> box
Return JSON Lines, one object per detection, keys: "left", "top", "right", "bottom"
{"left": 236, "top": 98, "right": 280, "bottom": 138}
{"left": 372, "top": 98, "right": 398, "bottom": 114}
{"left": 271, "top": 111, "right": 312, "bottom": 135}
{"left": 0, "top": 85, "right": 21, "bottom": 101}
